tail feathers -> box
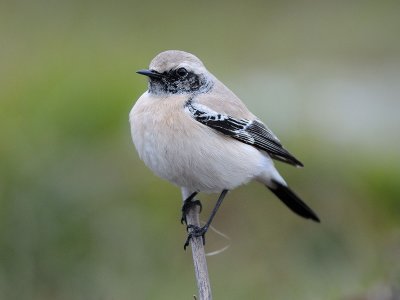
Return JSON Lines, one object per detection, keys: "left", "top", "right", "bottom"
{"left": 267, "top": 180, "right": 320, "bottom": 223}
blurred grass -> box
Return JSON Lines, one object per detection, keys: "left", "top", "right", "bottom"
{"left": 1, "top": 0, "right": 400, "bottom": 299}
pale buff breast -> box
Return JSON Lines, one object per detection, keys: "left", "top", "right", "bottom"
{"left": 130, "top": 92, "right": 268, "bottom": 192}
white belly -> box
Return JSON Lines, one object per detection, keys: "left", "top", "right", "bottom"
{"left": 129, "top": 94, "right": 267, "bottom": 193}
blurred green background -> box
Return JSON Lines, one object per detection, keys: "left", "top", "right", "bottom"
{"left": 1, "top": 0, "right": 400, "bottom": 299}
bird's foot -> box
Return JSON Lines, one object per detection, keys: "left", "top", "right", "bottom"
{"left": 181, "top": 199, "right": 202, "bottom": 224}
{"left": 184, "top": 225, "right": 208, "bottom": 250}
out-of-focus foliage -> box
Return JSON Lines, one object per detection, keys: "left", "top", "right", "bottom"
{"left": 1, "top": 0, "right": 399, "bottom": 299}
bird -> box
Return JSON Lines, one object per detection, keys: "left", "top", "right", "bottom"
{"left": 129, "top": 50, "right": 320, "bottom": 249}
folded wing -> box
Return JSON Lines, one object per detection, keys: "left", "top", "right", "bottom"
{"left": 185, "top": 99, "right": 303, "bottom": 167}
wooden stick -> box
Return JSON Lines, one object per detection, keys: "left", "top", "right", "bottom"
{"left": 184, "top": 196, "right": 212, "bottom": 300}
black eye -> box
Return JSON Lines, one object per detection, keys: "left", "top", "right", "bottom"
{"left": 176, "top": 67, "right": 188, "bottom": 78}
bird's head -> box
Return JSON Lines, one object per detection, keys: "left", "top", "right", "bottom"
{"left": 137, "top": 50, "right": 213, "bottom": 95}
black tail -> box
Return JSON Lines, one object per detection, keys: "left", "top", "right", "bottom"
{"left": 267, "top": 180, "right": 320, "bottom": 222}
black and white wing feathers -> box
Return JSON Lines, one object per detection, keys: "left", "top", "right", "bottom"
{"left": 185, "top": 100, "right": 303, "bottom": 167}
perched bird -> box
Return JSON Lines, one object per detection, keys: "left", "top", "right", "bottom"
{"left": 130, "top": 50, "right": 320, "bottom": 249}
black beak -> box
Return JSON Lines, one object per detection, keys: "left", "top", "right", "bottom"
{"left": 136, "top": 69, "right": 163, "bottom": 79}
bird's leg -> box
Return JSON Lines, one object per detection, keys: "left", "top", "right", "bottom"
{"left": 184, "top": 189, "right": 228, "bottom": 250}
{"left": 181, "top": 191, "right": 201, "bottom": 224}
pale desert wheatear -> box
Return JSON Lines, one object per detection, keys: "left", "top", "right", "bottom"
{"left": 130, "top": 50, "right": 320, "bottom": 249}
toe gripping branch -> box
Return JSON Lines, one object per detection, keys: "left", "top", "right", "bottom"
{"left": 181, "top": 192, "right": 202, "bottom": 225}
{"left": 184, "top": 224, "right": 208, "bottom": 250}
{"left": 182, "top": 190, "right": 228, "bottom": 251}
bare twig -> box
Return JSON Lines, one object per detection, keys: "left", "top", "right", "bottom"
{"left": 183, "top": 195, "right": 212, "bottom": 300}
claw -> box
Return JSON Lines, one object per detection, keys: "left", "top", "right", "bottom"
{"left": 183, "top": 225, "right": 208, "bottom": 250}
{"left": 182, "top": 189, "right": 229, "bottom": 251}
{"left": 181, "top": 199, "right": 202, "bottom": 224}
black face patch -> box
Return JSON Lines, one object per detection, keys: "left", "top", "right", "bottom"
{"left": 148, "top": 69, "right": 212, "bottom": 95}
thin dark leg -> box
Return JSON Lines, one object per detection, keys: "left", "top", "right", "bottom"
{"left": 202, "top": 189, "right": 228, "bottom": 230}
{"left": 181, "top": 192, "right": 202, "bottom": 224}
{"left": 184, "top": 189, "right": 229, "bottom": 250}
